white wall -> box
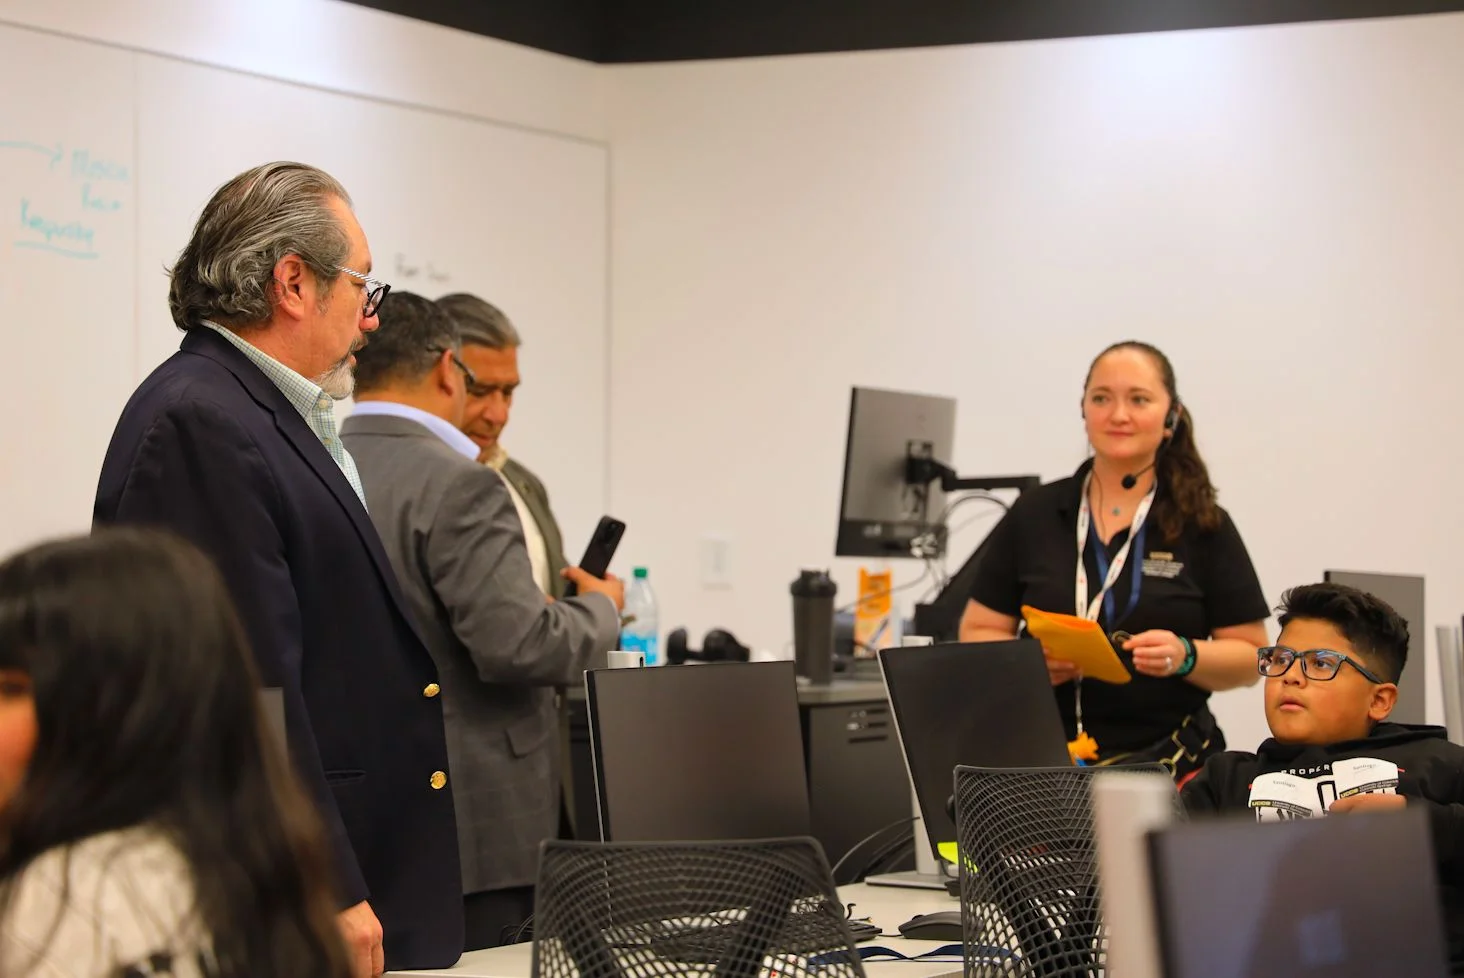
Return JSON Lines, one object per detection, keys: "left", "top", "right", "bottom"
{"left": 0, "top": 0, "right": 610, "bottom": 556}
{"left": 606, "top": 13, "right": 1464, "bottom": 750}
{"left": 0, "top": 0, "right": 605, "bottom": 142}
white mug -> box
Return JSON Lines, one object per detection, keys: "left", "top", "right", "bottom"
{"left": 606, "top": 650, "right": 645, "bottom": 669}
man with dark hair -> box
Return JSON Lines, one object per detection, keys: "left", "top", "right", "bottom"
{"left": 435, "top": 293, "right": 569, "bottom": 599}
{"left": 1184, "top": 582, "right": 1464, "bottom": 971}
{"left": 341, "top": 292, "right": 623, "bottom": 952}
{"left": 94, "top": 163, "right": 463, "bottom": 975}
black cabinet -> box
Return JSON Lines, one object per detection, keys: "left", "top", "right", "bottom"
{"left": 801, "top": 697, "right": 913, "bottom": 873}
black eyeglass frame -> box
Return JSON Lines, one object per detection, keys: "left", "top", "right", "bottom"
{"left": 428, "top": 347, "right": 489, "bottom": 395}
{"left": 1257, "top": 645, "right": 1388, "bottom": 684}
{"left": 337, "top": 265, "right": 391, "bottom": 318}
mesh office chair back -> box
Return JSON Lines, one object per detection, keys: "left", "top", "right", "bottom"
{"left": 531, "top": 836, "right": 867, "bottom": 978}
{"left": 952, "top": 764, "right": 1179, "bottom": 977}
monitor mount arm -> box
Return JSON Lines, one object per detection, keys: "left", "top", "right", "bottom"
{"left": 905, "top": 442, "right": 1042, "bottom": 639}
{"left": 905, "top": 441, "right": 1040, "bottom": 495}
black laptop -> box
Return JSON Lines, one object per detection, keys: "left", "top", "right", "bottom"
{"left": 874, "top": 640, "right": 1071, "bottom": 888}
{"left": 585, "top": 660, "right": 812, "bottom": 843}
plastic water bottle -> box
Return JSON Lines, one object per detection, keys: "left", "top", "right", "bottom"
{"left": 620, "top": 567, "right": 661, "bottom": 666}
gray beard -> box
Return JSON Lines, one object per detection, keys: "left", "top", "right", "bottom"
{"left": 316, "top": 358, "right": 355, "bottom": 401}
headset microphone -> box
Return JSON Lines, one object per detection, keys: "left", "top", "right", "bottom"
{"left": 1120, "top": 464, "right": 1154, "bottom": 491}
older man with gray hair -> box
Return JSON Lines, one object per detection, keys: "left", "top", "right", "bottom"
{"left": 435, "top": 294, "right": 572, "bottom": 599}
{"left": 95, "top": 162, "right": 463, "bottom": 975}
{"left": 341, "top": 292, "right": 622, "bottom": 951}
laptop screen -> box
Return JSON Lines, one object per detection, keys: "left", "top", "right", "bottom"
{"left": 586, "top": 660, "right": 812, "bottom": 842}
{"left": 878, "top": 640, "right": 1071, "bottom": 863}
{"left": 1149, "top": 808, "right": 1448, "bottom": 978}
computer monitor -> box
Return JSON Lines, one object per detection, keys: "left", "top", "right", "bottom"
{"left": 1444, "top": 622, "right": 1464, "bottom": 745}
{"left": 1322, "top": 570, "right": 1425, "bottom": 724}
{"left": 835, "top": 386, "right": 957, "bottom": 559}
{"left": 1149, "top": 809, "right": 1448, "bottom": 978}
{"left": 585, "top": 661, "right": 812, "bottom": 842}
{"left": 878, "top": 641, "right": 1071, "bottom": 868}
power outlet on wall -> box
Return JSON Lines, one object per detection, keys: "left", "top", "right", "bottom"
{"left": 700, "top": 536, "right": 732, "bottom": 589}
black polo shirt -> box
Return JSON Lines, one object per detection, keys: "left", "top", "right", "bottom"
{"left": 969, "top": 460, "right": 1268, "bottom": 754}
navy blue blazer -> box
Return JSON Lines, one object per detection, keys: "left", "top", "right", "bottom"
{"left": 94, "top": 327, "right": 464, "bottom": 969}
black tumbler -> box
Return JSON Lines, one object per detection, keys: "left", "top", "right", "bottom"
{"left": 790, "top": 570, "right": 838, "bottom": 685}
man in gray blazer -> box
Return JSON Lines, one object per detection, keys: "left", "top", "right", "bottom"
{"left": 340, "top": 293, "right": 623, "bottom": 952}
{"left": 435, "top": 293, "right": 569, "bottom": 599}
{"left": 435, "top": 293, "right": 584, "bottom": 842}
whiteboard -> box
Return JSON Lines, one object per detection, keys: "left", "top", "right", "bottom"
{"left": 0, "top": 22, "right": 609, "bottom": 558}
{"left": 0, "top": 27, "right": 136, "bottom": 555}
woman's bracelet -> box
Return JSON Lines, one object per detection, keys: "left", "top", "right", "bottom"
{"left": 1176, "top": 636, "right": 1197, "bottom": 677}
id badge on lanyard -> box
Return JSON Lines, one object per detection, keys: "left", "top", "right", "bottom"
{"left": 1068, "top": 473, "right": 1154, "bottom": 754}
{"left": 1075, "top": 473, "right": 1154, "bottom": 628}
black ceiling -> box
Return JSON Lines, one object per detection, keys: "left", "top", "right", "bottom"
{"left": 346, "top": 0, "right": 1464, "bottom": 63}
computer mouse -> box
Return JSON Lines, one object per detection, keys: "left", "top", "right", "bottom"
{"left": 897, "top": 910, "right": 964, "bottom": 942}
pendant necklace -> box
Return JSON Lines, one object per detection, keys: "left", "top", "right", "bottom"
{"left": 1094, "top": 478, "right": 1122, "bottom": 521}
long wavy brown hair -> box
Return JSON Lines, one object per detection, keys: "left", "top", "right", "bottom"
{"left": 1085, "top": 341, "right": 1221, "bottom": 541}
{"left": 0, "top": 528, "right": 351, "bottom": 977}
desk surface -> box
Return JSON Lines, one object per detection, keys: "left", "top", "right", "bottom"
{"left": 391, "top": 883, "right": 958, "bottom": 978}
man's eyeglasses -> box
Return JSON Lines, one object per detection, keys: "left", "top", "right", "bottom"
{"left": 1257, "top": 646, "right": 1387, "bottom": 684}
{"left": 337, "top": 265, "right": 390, "bottom": 318}
{"left": 431, "top": 348, "right": 484, "bottom": 393}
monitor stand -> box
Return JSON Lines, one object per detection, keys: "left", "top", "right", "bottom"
{"left": 866, "top": 777, "right": 955, "bottom": 890}
{"left": 864, "top": 869, "right": 951, "bottom": 890}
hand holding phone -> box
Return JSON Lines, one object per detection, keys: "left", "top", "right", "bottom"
{"left": 563, "top": 516, "right": 626, "bottom": 598}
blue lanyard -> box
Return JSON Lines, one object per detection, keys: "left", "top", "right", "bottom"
{"left": 1088, "top": 517, "right": 1146, "bottom": 629}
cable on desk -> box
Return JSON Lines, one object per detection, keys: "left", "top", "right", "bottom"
{"left": 855, "top": 830, "right": 916, "bottom": 882}
{"left": 828, "top": 815, "right": 918, "bottom": 884}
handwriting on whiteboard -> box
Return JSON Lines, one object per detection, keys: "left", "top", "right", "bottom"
{"left": 3, "top": 141, "right": 129, "bottom": 260}
{"left": 394, "top": 253, "right": 452, "bottom": 285}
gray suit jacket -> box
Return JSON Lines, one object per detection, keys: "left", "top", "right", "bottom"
{"left": 341, "top": 413, "right": 620, "bottom": 893}
{"left": 499, "top": 456, "right": 570, "bottom": 600}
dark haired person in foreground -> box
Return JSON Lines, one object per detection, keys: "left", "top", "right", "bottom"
{"left": 1184, "top": 582, "right": 1464, "bottom": 973}
{"left": 0, "top": 528, "right": 351, "bottom": 977}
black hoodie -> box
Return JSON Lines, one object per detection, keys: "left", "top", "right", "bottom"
{"left": 1183, "top": 722, "right": 1464, "bottom": 972}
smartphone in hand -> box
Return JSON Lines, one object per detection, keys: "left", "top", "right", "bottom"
{"left": 563, "top": 516, "right": 626, "bottom": 597}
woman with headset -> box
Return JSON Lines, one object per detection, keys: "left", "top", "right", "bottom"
{"left": 959, "top": 341, "right": 1268, "bottom": 781}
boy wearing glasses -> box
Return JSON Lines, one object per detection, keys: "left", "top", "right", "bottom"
{"left": 1183, "top": 582, "right": 1464, "bottom": 969}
